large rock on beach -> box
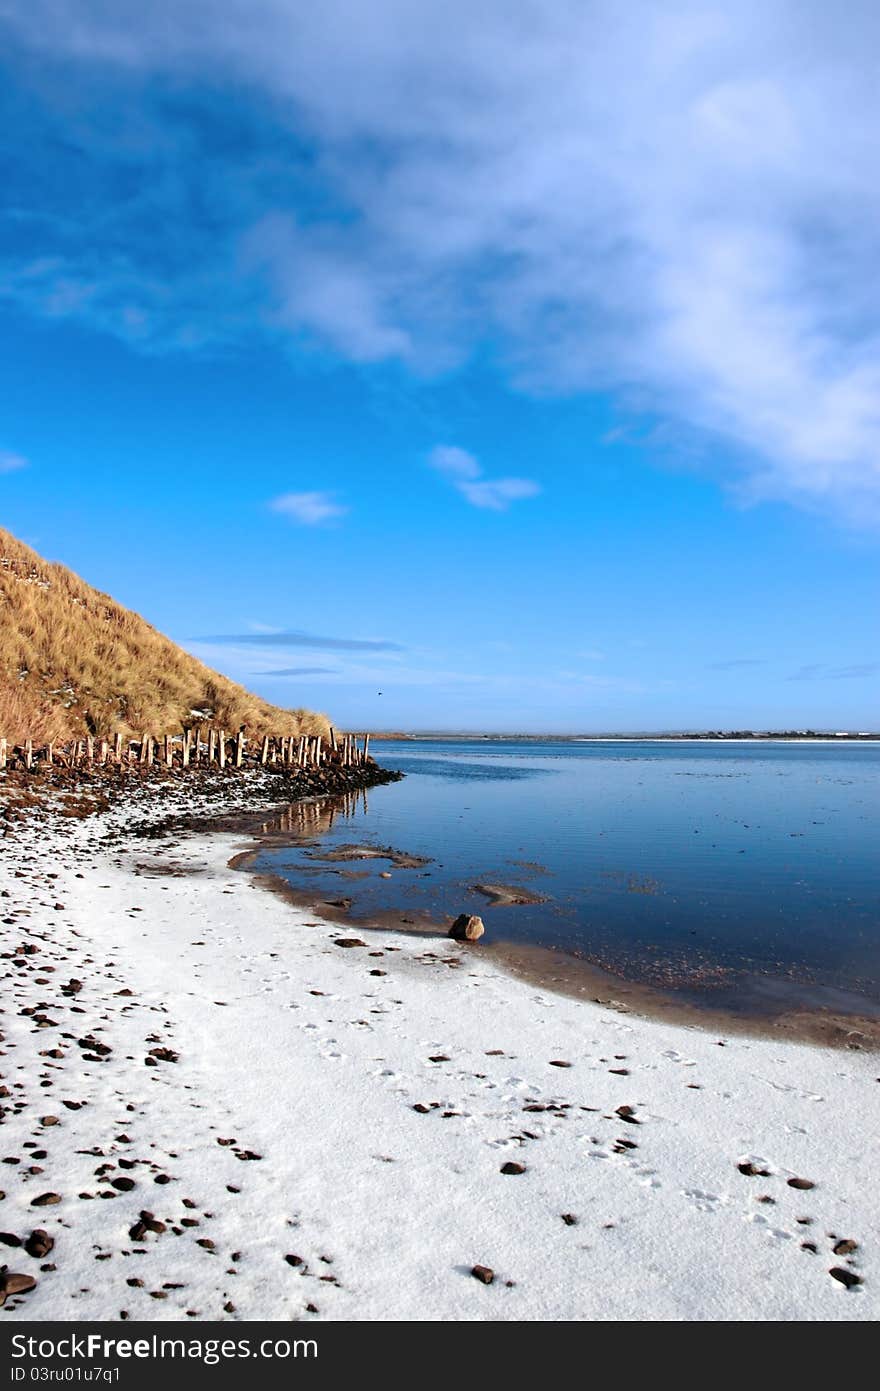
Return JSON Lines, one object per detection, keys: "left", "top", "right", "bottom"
{"left": 449, "top": 914, "right": 485, "bottom": 942}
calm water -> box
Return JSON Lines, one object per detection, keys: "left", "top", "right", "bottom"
{"left": 250, "top": 739, "right": 880, "bottom": 1015}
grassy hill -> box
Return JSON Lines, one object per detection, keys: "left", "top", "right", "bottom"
{"left": 0, "top": 526, "right": 328, "bottom": 745}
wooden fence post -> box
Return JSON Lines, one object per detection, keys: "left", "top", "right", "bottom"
{"left": 139, "top": 733, "right": 149, "bottom": 765}
{"left": 25, "top": 739, "right": 33, "bottom": 770}
{"left": 0, "top": 737, "right": 6, "bottom": 770}
{"left": 99, "top": 739, "right": 108, "bottom": 764}
{"left": 235, "top": 730, "right": 245, "bottom": 768}
{"left": 208, "top": 729, "right": 217, "bottom": 765}
{"left": 260, "top": 735, "right": 269, "bottom": 766}
{"left": 363, "top": 733, "right": 370, "bottom": 762}
{"left": 329, "top": 726, "right": 338, "bottom": 754}
{"left": 86, "top": 736, "right": 94, "bottom": 763}
{"left": 218, "top": 730, "right": 226, "bottom": 769}
{"left": 114, "top": 731, "right": 123, "bottom": 763}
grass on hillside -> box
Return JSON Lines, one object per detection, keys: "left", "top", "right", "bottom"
{"left": 0, "top": 527, "right": 329, "bottom": 745}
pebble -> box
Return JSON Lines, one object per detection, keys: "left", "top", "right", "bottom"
{"left": 833, "top": 1238, "right": 859, "bottom": 1256}
{"left": 25, "top": 1230, "right": 53, "bottom": 1258}
{"left": 471, "top": 1265, "right": 494, "bottom": 1285}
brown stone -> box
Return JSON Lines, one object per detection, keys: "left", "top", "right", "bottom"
{"left": 25, "top": 1230, "right": 53, "bottom": 1258}
{"left": 0, "top": 1272, "right": 37, "bottom": 1295}
{"left": 448, "top": 914, "right": 484, "bottom": 942}
{"left": 833, "top": 1239, "right": 858, "bottom": 1256}
{"left": 471, "top": 1264, "right": 494, "bottom": 1284}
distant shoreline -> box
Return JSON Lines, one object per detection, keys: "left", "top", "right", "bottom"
{"left": 370, "top": 731, "right": 880, "bottom": 742}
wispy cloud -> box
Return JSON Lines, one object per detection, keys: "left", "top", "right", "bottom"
{"left": 198, "top": 630, "right": 404, "bottom": 653}
{"left": 4, "top": 5, "right": 880, "bottom": 519}
{"left": 428, "top": 445, "right": 539, "bottom": 512}
{"left": 269, "top": 491, "right": 348, "bottom": 525}
{"left": 257, "top": 666, "right": 337, "bottom": 677}
{"left": 707, "top": 658, "right": 767, "bottom": 670}
{"left": 786, "top": 661, "right": 879, "bottom": 681}
{"left": 0, "top": 451, "right": 28, "bottom": 474}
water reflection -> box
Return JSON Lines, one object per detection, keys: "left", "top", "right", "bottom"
{"left": 246, "top": 739, "right": 880, "bottom": 1013}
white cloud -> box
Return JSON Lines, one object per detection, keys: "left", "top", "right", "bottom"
{"left": 0, "top": 451, "right": 28, "bottom": 475}
{"left": 427, "top": 445, "right": 482, "bottom": 482}
{"left": 458, "top": 478, "right": 541, "bottom": 511}
{"left": 428, "top": 444, "right": 539, "bottom": 511}
{"left": 269, "top": 491, "right": 348, "bottom": 525}
{"left": 5, "top": 3, "right": 880, "bottom": 519}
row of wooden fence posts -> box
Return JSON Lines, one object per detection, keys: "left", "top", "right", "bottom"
{"left": 0, "top": 728, "right": 373, "bottom": 771}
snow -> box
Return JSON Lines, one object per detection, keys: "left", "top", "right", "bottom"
{"left": 0, "top": 778, "right": 876, "bottom": 1322}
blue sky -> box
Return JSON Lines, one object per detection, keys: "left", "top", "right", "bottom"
{"left": 1, "top": 1, "right": 878, "bottom": 732}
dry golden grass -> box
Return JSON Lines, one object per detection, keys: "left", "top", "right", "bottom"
{"left": 0, "top": 527, "right": 330, "bottom": 745}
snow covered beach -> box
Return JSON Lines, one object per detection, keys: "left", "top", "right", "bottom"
{"left": 0, "top": 777, "right": 876, "bottom": 1322}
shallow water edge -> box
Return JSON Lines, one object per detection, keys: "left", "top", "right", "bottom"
{"left": 221, "top": 810, "right": 880, "bottom": 1052}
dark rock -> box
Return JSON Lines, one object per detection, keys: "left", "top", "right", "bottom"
{"left": 737, "top": 1162, "right": 770, "bottom": 1177}
{"left": 334, "top": 938, "right": 366, "bottom": 948}
{"left": 449, "top": 914, "right": 484, "bottom": 942}
{"left": 833, "top": 1239, "right": 859, "bottom": 1256}
{"left": 471, "top": 1264, "right": 494, "bottom": 1284}
{"left": 25, "top": 1230, "right": 53, "bottom": 1258}
{"left": 500, "top": 1161, "right": 526, "bottom": 1175}
{"left": 829, "top": 1267, "right": 863, "bottom": 1289}
{"left": 30, "top": 1193, "right": 61, "bottom": 1207}
{"left": 787, "top": 1176, "right": 815, "bottom": 1190}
